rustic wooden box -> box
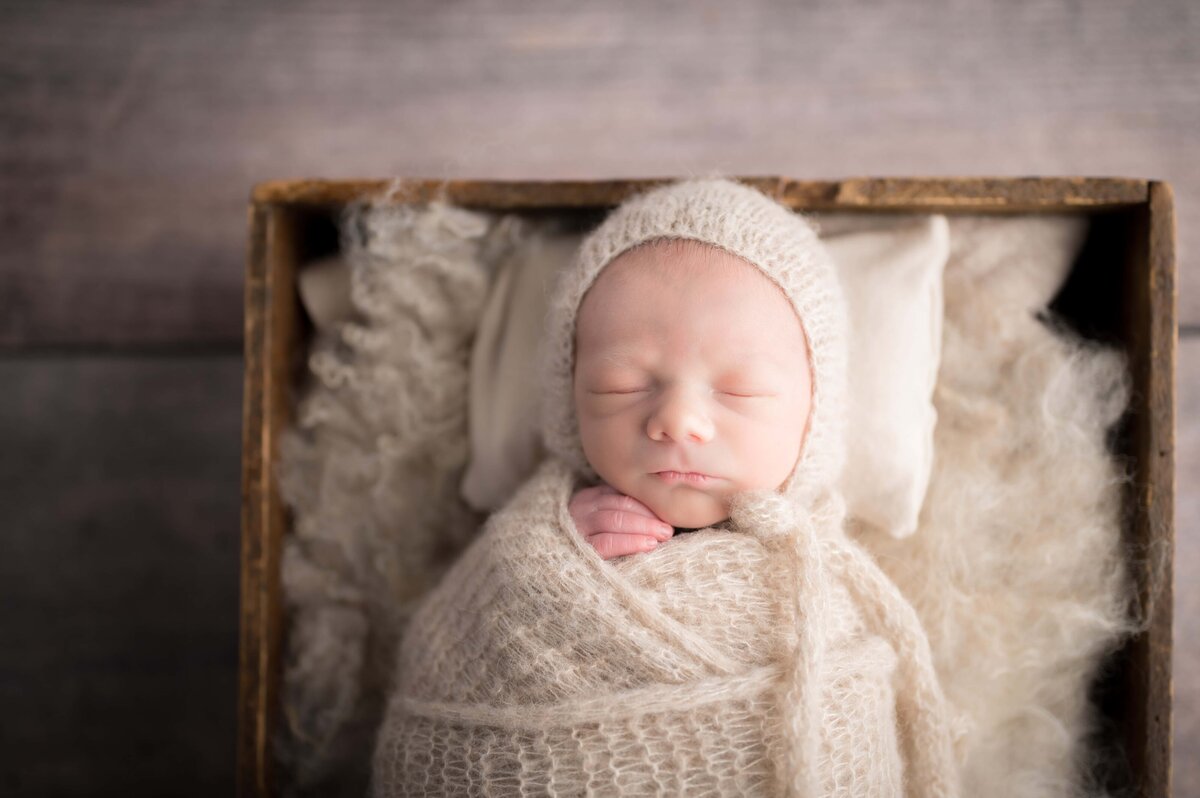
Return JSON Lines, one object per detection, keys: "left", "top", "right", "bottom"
{"left": 237, "top": 177, "right": 1175, "bottom": 797}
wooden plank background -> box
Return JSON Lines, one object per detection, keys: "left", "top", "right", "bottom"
{"left": 0, "top": 1, "right": 1195, "bottom": 794}
{"left": 0, "top": 355, "right": 242, "bottom": 795}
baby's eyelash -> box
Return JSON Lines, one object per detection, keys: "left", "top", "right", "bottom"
{"left": 586, "top": 387, "right": 774, "bottom": 398}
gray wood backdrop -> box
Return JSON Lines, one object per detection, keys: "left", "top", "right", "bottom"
{"left": 1, "top": 0, "right": 1195, "bottom": 794}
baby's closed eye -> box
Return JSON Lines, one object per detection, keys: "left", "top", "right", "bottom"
{"left": 585, "top": 382, "right": 779, "bottom": 398}
{"left": 718, "top": 388, "right": 775, "bottom": 398}
{"left": 716, "top": 382, "right": 780, "bottom": 399}
{"left": 588, "top": 387, "right": 649, "bottom": 395}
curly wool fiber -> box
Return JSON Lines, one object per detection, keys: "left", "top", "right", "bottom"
{"left": 275, "top": 187, "right": 523, "bottom": 793}
{"left": 853, "top": 214, "right": 1137, "bottom": 797}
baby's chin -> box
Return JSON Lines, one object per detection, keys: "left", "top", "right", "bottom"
{"left": 636, "top": 483, "right": 731, "bottom": 530}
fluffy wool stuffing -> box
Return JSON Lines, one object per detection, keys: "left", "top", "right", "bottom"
{"left": 274, "top": 189, "right": 525, "bottom": 793}
{"left": 847, "top": 213, "right": 1138, "bottom": 797}
{"left": 275, "top": 192, "right": 1136, "bottom": 796}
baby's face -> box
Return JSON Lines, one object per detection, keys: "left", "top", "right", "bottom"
{"left": 574, "top": 238, "right": 813, "bottom": 529}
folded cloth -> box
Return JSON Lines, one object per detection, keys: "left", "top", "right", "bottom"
{"left": 371, "top": 456, "right": 960, "bottom": 797}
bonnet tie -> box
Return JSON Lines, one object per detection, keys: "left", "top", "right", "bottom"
{"left": 733, "top": 490, "right": 830, "bottom": 798}
{"left": 732, "top": 490, "right": 961, "bottom": 798}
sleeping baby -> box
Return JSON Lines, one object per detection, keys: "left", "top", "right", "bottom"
{"left": 371, "top": 179, "right": 961, "bottom": 797}
{"left": 566, "top": 235, "right": 814, "bottom": 558}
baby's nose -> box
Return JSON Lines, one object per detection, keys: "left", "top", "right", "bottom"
{"left": 646, "top": 388, "right": 715, "bottom": 444}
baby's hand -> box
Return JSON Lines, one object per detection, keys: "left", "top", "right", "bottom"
{"left": 568, "top": 484, "right": 674, "bottom": 560}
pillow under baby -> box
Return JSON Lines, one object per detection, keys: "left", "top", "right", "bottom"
{"left": 460, "top": 212, "right": 950, "bottom": 539}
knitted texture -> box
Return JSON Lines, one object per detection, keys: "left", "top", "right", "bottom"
{"left": 373, "top": 457, "right": 956, "bottom": 797}
{"left": 372, "top": 179, "right": 960, "bottom": 796}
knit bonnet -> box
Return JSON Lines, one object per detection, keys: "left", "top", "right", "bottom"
{"left": 538, "top": 177, "right": 850, "bottom": 509}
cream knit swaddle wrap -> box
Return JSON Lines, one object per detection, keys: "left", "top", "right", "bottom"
{"left": 372, "top": 179, "right": 960, "bottom": 796}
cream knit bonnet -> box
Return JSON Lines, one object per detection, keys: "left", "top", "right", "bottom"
{"left": 538, "top": 177, "right": 849, "bottom": 509}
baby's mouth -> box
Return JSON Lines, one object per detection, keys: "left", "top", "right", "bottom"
{"left": 653, "top": 470, "right": 717, "bottom": 485}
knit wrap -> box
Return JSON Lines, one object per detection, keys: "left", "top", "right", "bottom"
{"left": 373, "top": 457, "right": 957, "bottom": 796}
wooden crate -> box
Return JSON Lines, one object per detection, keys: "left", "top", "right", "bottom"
{"left": 238, "top": 177, "right": 1175, "bottom": 796}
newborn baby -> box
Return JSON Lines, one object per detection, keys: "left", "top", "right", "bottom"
{"left": 569, "top": 236, "right": 813, "bottom": 558}
{"left": 372, "top": 179, "right": 959, "bottom": 797}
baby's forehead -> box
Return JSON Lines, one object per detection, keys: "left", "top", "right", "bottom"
{"left": 577, "top": 238, "right": 807, "bottom": 365}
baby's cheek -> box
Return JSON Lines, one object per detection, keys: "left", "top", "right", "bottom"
{"left": 578, "top": 416, "right": 629, "bottom": 478}
{"left": 755, "top": 421, "right": 807, "bottom": 490}
{"left": 714, "top": 414, "right": 791, "bottom": 492}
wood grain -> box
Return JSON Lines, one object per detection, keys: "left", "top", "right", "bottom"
{"left": 0, "top": 355, "right": 242, "bottom": 796}
{"left": 2, "top": 0, "right": 1198, "bottom": 345}
{"left": 1176, "top": 335, "right": 1200, "bottom": 798}
{"left": 237, "top": 205, "right": 299, "bottom": 798}
{"left": 250, "top": 175, "right": 1150, "bottom": 211}
{"left": 1123, "top": 181, "right": 1176, "bottom": 798}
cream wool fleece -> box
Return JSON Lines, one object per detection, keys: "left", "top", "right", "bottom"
{"left": 371, "top": 180, "right": 960, "bottom": 796}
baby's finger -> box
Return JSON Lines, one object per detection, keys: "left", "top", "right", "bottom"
{"left": 587, "top": 532, "right": 660, "bottom": 560}
{"left": 573, "top": 484, "right": 617, "bottom": 505}
{"left": 593, "top": 494, "right": 668, "bottom": 527}
{"left": 589, "top": 509, "right": 674, "bottom": 541}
